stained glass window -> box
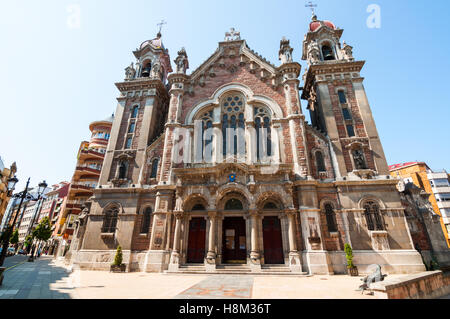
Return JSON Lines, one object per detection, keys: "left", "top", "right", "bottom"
{"left": 222, "top": 94, "right": 245, "bottom": 158}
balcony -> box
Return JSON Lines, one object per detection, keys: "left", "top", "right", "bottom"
{"left": 437, "top": 201, "right": 450, "bottom": 209}
{"left": 79, "top": 149, "right": 105, "bottom": 160}
{"left": 75, "top": 165, "right": 101, "bottom": 175}
{"left": 70, "top": 183, "right": 95, "bottom": 195}
{"left": 427, "top": 171, "right": 448, "bottom": 180}
{"left": 432, "top": 186, "right": 450, "bottom": 194}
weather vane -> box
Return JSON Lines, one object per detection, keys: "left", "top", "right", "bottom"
{"left": 305, "top": 1, "right": 317, "bottom": 15}
{"left": 157, "top": 19, "right": 167, "bottom": 34}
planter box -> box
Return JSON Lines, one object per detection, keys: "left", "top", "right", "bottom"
{"left": 110, "top": 264, "right": 126, "bottom": 273}
{"left": 348, "top": 267, "right": 359, "bottom": 277}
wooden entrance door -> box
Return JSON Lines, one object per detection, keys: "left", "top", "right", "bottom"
{"left": 263, "top": 216, "right": 284, "bottom": 264}
{"left": 187, "top": 217, "right": 206, "bottom": 263}
{"left": 222, "top": 217, "right": 247, "bottom": 264}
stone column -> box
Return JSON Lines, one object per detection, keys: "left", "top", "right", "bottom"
{"left": 168, "top": 211, "right": 183, "bottom": 272}
{"left": 249, "top": 210, "right": 261, "bottom": 272}
{"left": 205, "top": 212, "right": 217, "bottom": 272}
{"left": 286, "top": 210, "right": 302, "bottom": 273}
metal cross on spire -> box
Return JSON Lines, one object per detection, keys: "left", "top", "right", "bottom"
{"left": 305, "top": 1, "right": 317, "bottom": 15}
{"left": 157, "top": 19, "right": 167, "bottom": 35}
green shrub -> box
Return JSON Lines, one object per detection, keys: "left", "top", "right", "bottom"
{"left": 113, "top": 245, "right": 123, "bottom": 266}
{"left": 344, "top": 243, "right": 355, "bottom": 269}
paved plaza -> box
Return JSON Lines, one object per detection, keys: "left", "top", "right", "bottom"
{"left": 0, "top": 256, "right": 447, "bottom": 299}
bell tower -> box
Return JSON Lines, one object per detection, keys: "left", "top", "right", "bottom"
{"left": 301, "top": 13, "right": 390, "bottom": 179}
{"left": 99, "top": 32, "right": 173, "bottom": 188}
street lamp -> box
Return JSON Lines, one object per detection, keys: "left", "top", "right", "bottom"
{"left": 7, "top": 175, "right": 18, "bottom": 197}
{"left": 0, "top": 178, "right": 47, "bottom": 266}
{"left": 27, "top": 180, "right": 48, "bottom": 262}
{"left": 0, "top": 177, "right": 30, "bottom": 267}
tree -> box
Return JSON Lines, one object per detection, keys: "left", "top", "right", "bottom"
{"left": 30, "top": 217, "right": 52, "bottom": 259}
{"left": 344, "top": 243, "right": 355, "bottom": 269}
{"left": 113, "top": 245, "right": 123, "bottom": 266}
{"left": 10, "top": 229, "right": 19, "bottom": 248}
{"left": 24, "top": 235, "right": 33, "bottom": 249}
{"left": 33, "top": 217, "right": 52, "bottom": 242}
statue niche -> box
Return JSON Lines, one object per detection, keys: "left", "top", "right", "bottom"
{"left": 352, "top": 149, "right": 368, "bottom": 170}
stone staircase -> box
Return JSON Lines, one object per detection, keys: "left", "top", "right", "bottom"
{"left": 165, "top": 264, "right": 308, "bottom": 276}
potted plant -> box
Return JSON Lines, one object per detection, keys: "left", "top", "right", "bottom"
{"left": 110, "top": 245, "right": 126, "bottom": 273}
{"left": 345, "top": 243, "right": 358, "bottom": 276}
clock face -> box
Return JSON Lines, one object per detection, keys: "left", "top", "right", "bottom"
{"left": 228, "top": 174, "right": 236, "bottom": 183}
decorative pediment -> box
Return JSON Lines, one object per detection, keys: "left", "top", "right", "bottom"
{"left": 114, "top": 150, "right": 135, "bottom": 161}
{"left": 345, "top": 139, "right": 370, "bottom": 150}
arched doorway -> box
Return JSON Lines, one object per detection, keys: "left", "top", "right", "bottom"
{"left": 261, "top": 201, "right": 284, "bottom": 264}
{"left": 222, "top": 197, "right": 247, "bottom": 264}
{"left": 187, "top": 217, "right": 206, "bottom": 263}
{"left": 263, "top": 216, "right": 284, "bottom": 264}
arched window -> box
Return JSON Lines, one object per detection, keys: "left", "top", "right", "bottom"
{"left": 322, "top": 44, "right": 335, "bottom": 61}
{"left": 102, "top": 207, "right": 118, "bottom": 233}
{"left": 222, "top": 95, "right": 245, "bottom": 159}
{"left": 225, "top": 198, "right": 243, "bottom": 211}
{"left": 140, "top": 207, "right": 152, "bottom": 234}
{"left": 324, "top": 203, "right": 338, "bottom": 232}
{"left": 254, "top": 106, "right": 272, "bottom": 161}
{"left": 364, "top": 201, "right": 384, "bottom": 231}
{"left": 315, "top": 151, "right": 326, "bottom": 172}
{"left": 141, "top": 62, "right": 151, "bottom": 77}
{"left": 118, "top": 161, "right": 128, "bottom": 179}
{"left": 200, "top": 111, "right": 213, "bottom": 162}
{"left": 131, "top": 105, "right": 139, "bottom": 118}
{"left": 338, "top": 90, "right": 347, "bottom": 104}
{"left": 150, "top": 158, "right": 159, "bottom": 179}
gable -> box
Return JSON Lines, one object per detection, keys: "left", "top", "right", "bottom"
{"left": 180, "top": 40, "right": 290, "bottom": 123}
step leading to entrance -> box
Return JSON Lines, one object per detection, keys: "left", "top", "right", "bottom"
{"left": 165, "top": 264, "right": 308, "bottom": 276}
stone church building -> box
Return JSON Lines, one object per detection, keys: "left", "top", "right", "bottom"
{"left": 69, "top": 14, "right": 426, "bottom": 274}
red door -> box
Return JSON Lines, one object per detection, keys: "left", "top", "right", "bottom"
{"left": 263, "top": 216, "right": 284, "bottom": 264}
{"left": 222, "top": 217, "right": 247, "bottom": 264}
{"left": 187, "top": 218, "right": 206, "bottom": 263}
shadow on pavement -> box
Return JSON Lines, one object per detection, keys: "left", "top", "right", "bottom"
{"left": 0, "top": 255, "right": 74, "bottom": 299}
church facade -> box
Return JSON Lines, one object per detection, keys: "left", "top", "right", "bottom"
{"left": 69, "top": 15, "right": 426, "bottom": 275}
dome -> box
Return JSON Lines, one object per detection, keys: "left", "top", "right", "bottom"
{"left": 309, "top": 20, "right": 336, "bottom": 32}
{"left": 139, "top": 33, "right": 165, "bottom": 51}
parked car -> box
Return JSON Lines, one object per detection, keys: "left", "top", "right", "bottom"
{"left": 0, "top": 247, "right": 15, "bottom": 257}
{"left": 18, "top": 249, "right": 27, "bottom": 255}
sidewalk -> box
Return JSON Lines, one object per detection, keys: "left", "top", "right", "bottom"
{"left": 0, "top": 256, "right": 72, "bottom": 299}
{"left": 0, "top": 256, "right": 411, "bottom": 299}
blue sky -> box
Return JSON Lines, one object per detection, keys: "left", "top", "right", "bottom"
{"left": 0, "top": 0, "right": 449, "bottom": 190}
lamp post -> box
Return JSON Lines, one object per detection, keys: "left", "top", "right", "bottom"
{"left": 0, "top": 175, "right": 20, "bottom": 267}
{"left": 0, "top": 178, "right": 47, "bottom": 266}
{"left": 26, "top": 180, "right": 48, "bottom": 262}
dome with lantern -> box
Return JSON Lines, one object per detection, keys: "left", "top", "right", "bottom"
{"left": 309, "top": 14, "right": 337, "bottom": 32}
